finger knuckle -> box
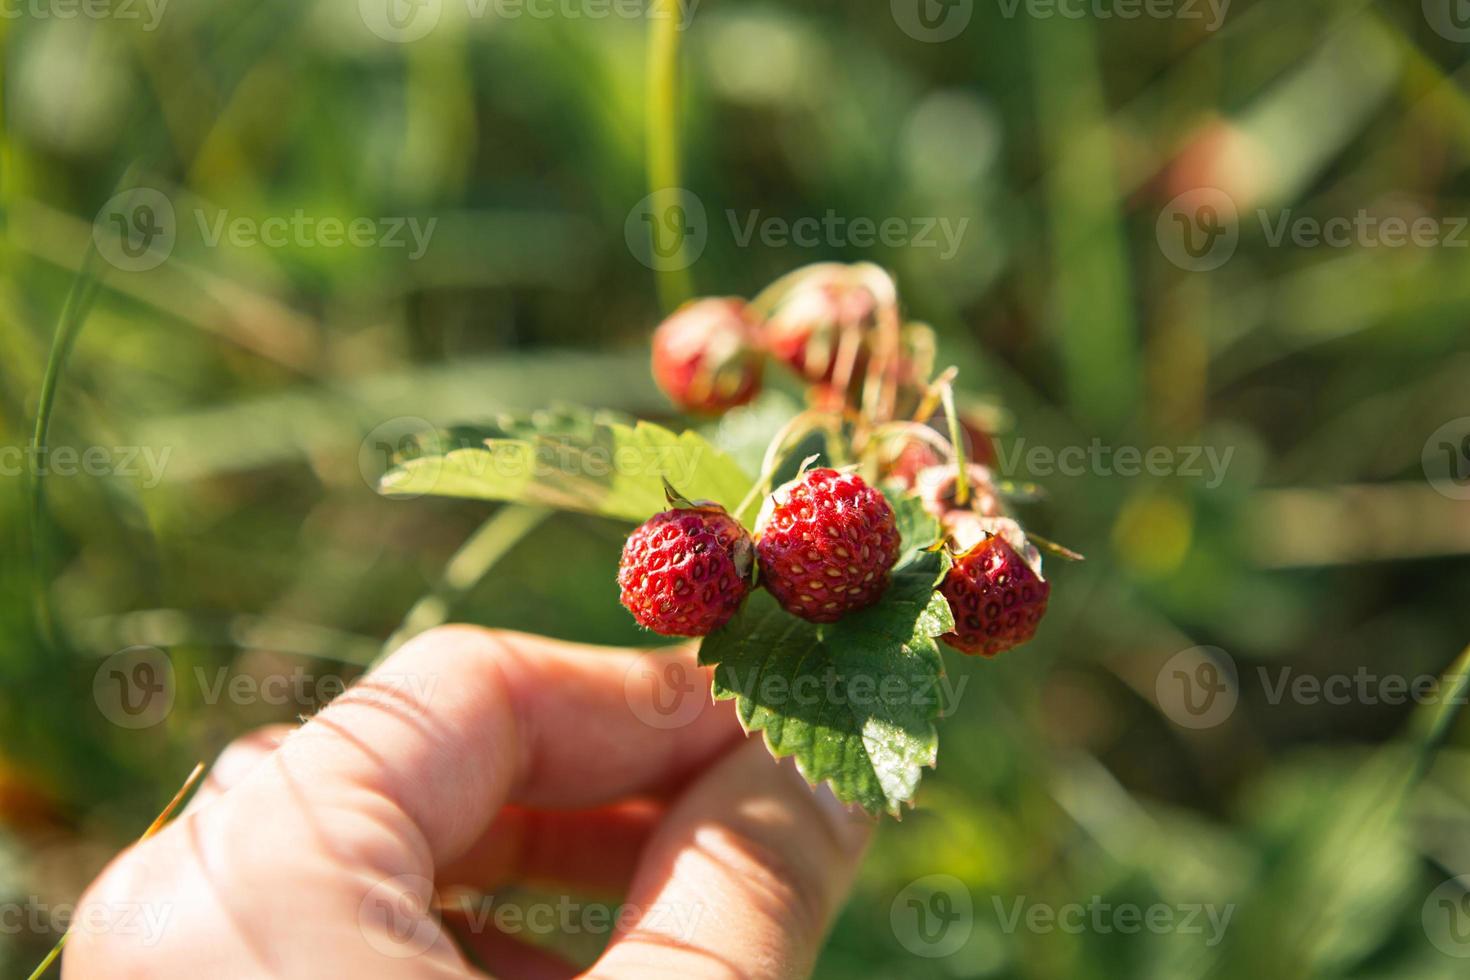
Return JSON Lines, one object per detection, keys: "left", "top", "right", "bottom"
{"left": 700, "top": 823, "right": 830, "bottom": 938}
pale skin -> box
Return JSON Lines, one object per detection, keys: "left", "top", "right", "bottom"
{"left": 64, "top": 626, "right": 874, "bottom": 979}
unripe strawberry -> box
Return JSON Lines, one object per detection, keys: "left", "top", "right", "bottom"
{"left": 914, "top": 463, "right": 1005, "bottom": 523}
{"left": 755, "top": 468, "right": 901, "bottom": 623}
{"left": 618, "top": 503, "right": 754, "bottom": 637}
{"left": 651, "top": 298, "right": 765, "bottom": 414}
{"left": 939, "top": 519, "right": 1049, "bottom": 657}
{"left": 886, "top": 416, "right": 997, "bottom": 489}
{"left": 764, "top": 278, "right": 877, "bottom": 382}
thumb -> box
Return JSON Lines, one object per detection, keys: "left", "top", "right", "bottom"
{"left": 590, "top": 738, "right": 874, "bottom": 979}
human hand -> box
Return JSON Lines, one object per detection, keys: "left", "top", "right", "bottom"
{"left": 65, "top": 626, "right": 874, "bottom": 978}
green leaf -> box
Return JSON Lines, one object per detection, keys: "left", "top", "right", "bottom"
{"left": 377, "top": 408, "right": 755, "bottom": 523}
{"left": 698, "top": 494, "right": 953, "bottom": 815}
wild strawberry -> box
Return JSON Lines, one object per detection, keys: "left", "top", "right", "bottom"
{"left": 618, "top": 503, "right": 754, "bottom": 637}
{"left": 764, "top": 277, "right": 876, "bottom": 382}
{"left": 755, "top": 468, "right": 901, "bottom": 623}
{"left": 886, "top": 416, "right": 997, "bottom": 489}
{"left": 651, "top": 298, "right": 765, "bottom": 414}
{"left": 914, "top": 463, "right": 1005, "bottom": 523}
{"left": 939, "top": 519, "right": 1049, "bottom": 657}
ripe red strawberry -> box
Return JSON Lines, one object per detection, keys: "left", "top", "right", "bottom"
{"left": 651, "top": 298, "right": 765, "bottom": 414}
{"left": 619, "top": 503, "right": 754, "bottom": 637}
{"left": 940, "top": 521, "right": 1049, "bottom": 657}
{"left": 755, "top": 468, "right": 901, "bottom": 623}
{"left": 764, "top": 277, "right": 876, "bottom": 382}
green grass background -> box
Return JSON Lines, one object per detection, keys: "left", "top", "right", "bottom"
{"left": 3, "top": 0, "right": 1470, "bottom": 976}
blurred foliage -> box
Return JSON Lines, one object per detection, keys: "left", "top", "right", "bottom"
{"left": 2, "top": 0, "right": 1470, "bottom": 976}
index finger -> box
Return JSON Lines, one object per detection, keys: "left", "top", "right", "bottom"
{"left": 265, "top": 626, "right": 742, "bottom": 862}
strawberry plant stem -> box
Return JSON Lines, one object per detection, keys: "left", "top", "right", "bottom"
{"left": 939, "top": 381, "right": 970, "bottom": 506}
{"left": 646, "top": 0, "right": 691, "bottom": 312}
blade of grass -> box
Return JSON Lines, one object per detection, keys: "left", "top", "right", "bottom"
{"left": 26, "top": 762, "right": 206, "bottom": 980}
{"left": 29, "top": 245, "right": 106, "bottom": 649}
{"left": 378, "top": 504, "right": 555, "bottom": 665}
{"left": 645, "top": 0, "right": 692, "bottom": 312}
{"left": 1405, "top": 640, "right": 1470, "bottom": 791}
{"left": 1029, "top": 14, "right": 1139, "bottom": 430}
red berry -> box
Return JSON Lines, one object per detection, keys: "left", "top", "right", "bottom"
{"left": 887, "top": 417, "right": 998, "bottom": 489}
{"left": 940, "top": 523, "right": 1049, "bottom": 657}
{"left": 887, "top": 440, "right": 943, "bottom": 489}
{"left": 764, "top": 278, "right": 876, "bottom": 382}
{"left": 914, "top": 463, "right": 1005, "bottom": 523}
{"left": 755, "top": 468, "right": 901, "bottom": 623}
{"left": 618, "top": 505, "right": 754, "bottom": 637}
{"left": 651, "top": 298, "right": 765, "bottom": 414}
